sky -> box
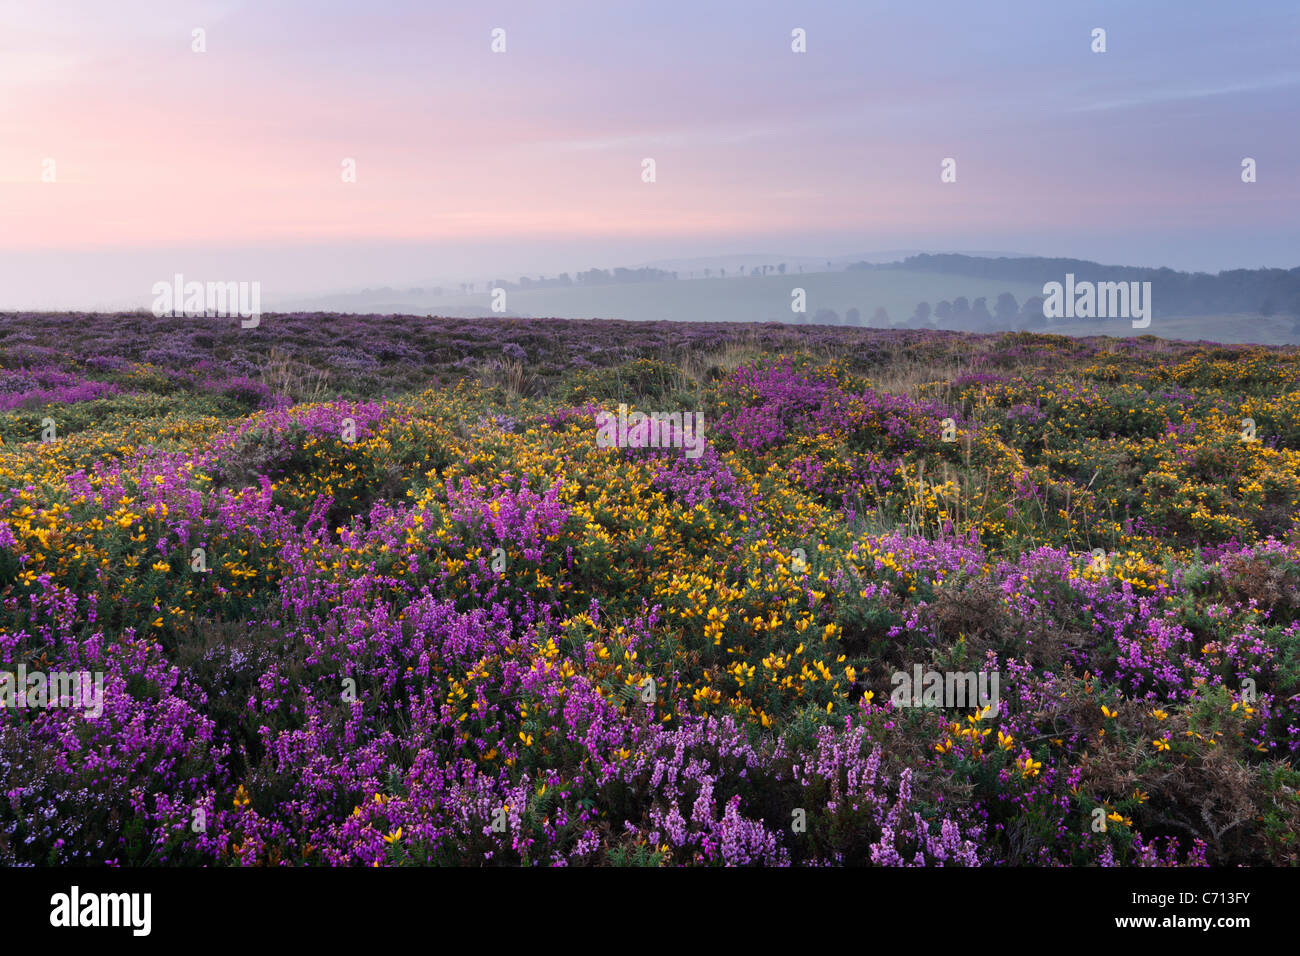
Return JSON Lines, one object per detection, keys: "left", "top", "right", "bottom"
{"left": 1, "top": 0, "right": 1297, "bottom": 310}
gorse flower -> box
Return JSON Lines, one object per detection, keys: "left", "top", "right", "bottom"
{"left": 1, "top": 315, "right": 1297, "bottom": 867}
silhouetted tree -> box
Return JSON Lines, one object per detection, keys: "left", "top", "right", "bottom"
{"left": 950, "top": 297, "right": 971, "bottom": 326}
{"left": 845, "top": 307, "right": 861, "bottom": 326}
{"left": 995, "top": 292, "right": 1019, "bottom": 323}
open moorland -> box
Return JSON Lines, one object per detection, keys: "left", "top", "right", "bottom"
{"left": 1, "top": 312, "right": 1298, "bottom": 866}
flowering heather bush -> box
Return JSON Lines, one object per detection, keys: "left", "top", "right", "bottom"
{"left": 0, "top": 368, "right": 122, "bottom": 411}
{"left": 0, "top": 312, "right": 1298, "bottom": 866}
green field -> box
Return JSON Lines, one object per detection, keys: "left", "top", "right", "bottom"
{"left": 1049, "top": 313, "right": 1300, "bottom": 346}
{"left": 298, "top": 268, "right": 1049, "bottom": 324}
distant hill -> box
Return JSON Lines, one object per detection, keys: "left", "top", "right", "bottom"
{"left": 852, "top": 254, "right": 1300, "bottom": 318}
{"left": 629, "top": 249, "right": 1032, "bottom": 276}
{"left": 275, "top": 253, "right": 1300, "bottom": 344}
{"left": 279, "top": 267, "right": 1049, "bottom": 328}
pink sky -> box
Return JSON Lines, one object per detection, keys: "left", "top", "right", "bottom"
{"left": 1, "top": 0, "right": 1296, "bottom": 308}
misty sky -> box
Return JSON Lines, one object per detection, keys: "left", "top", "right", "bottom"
{"left": 1, "top": 0, "right": 1297, "bottom": 310}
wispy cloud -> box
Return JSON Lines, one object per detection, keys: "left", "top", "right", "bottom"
{"left": 1072, "top": 72, "right": 1300, "bottom": 112}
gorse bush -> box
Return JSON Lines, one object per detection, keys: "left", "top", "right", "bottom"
{"left": 0, "top": 312, "right": 1298, "bottom": 866}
